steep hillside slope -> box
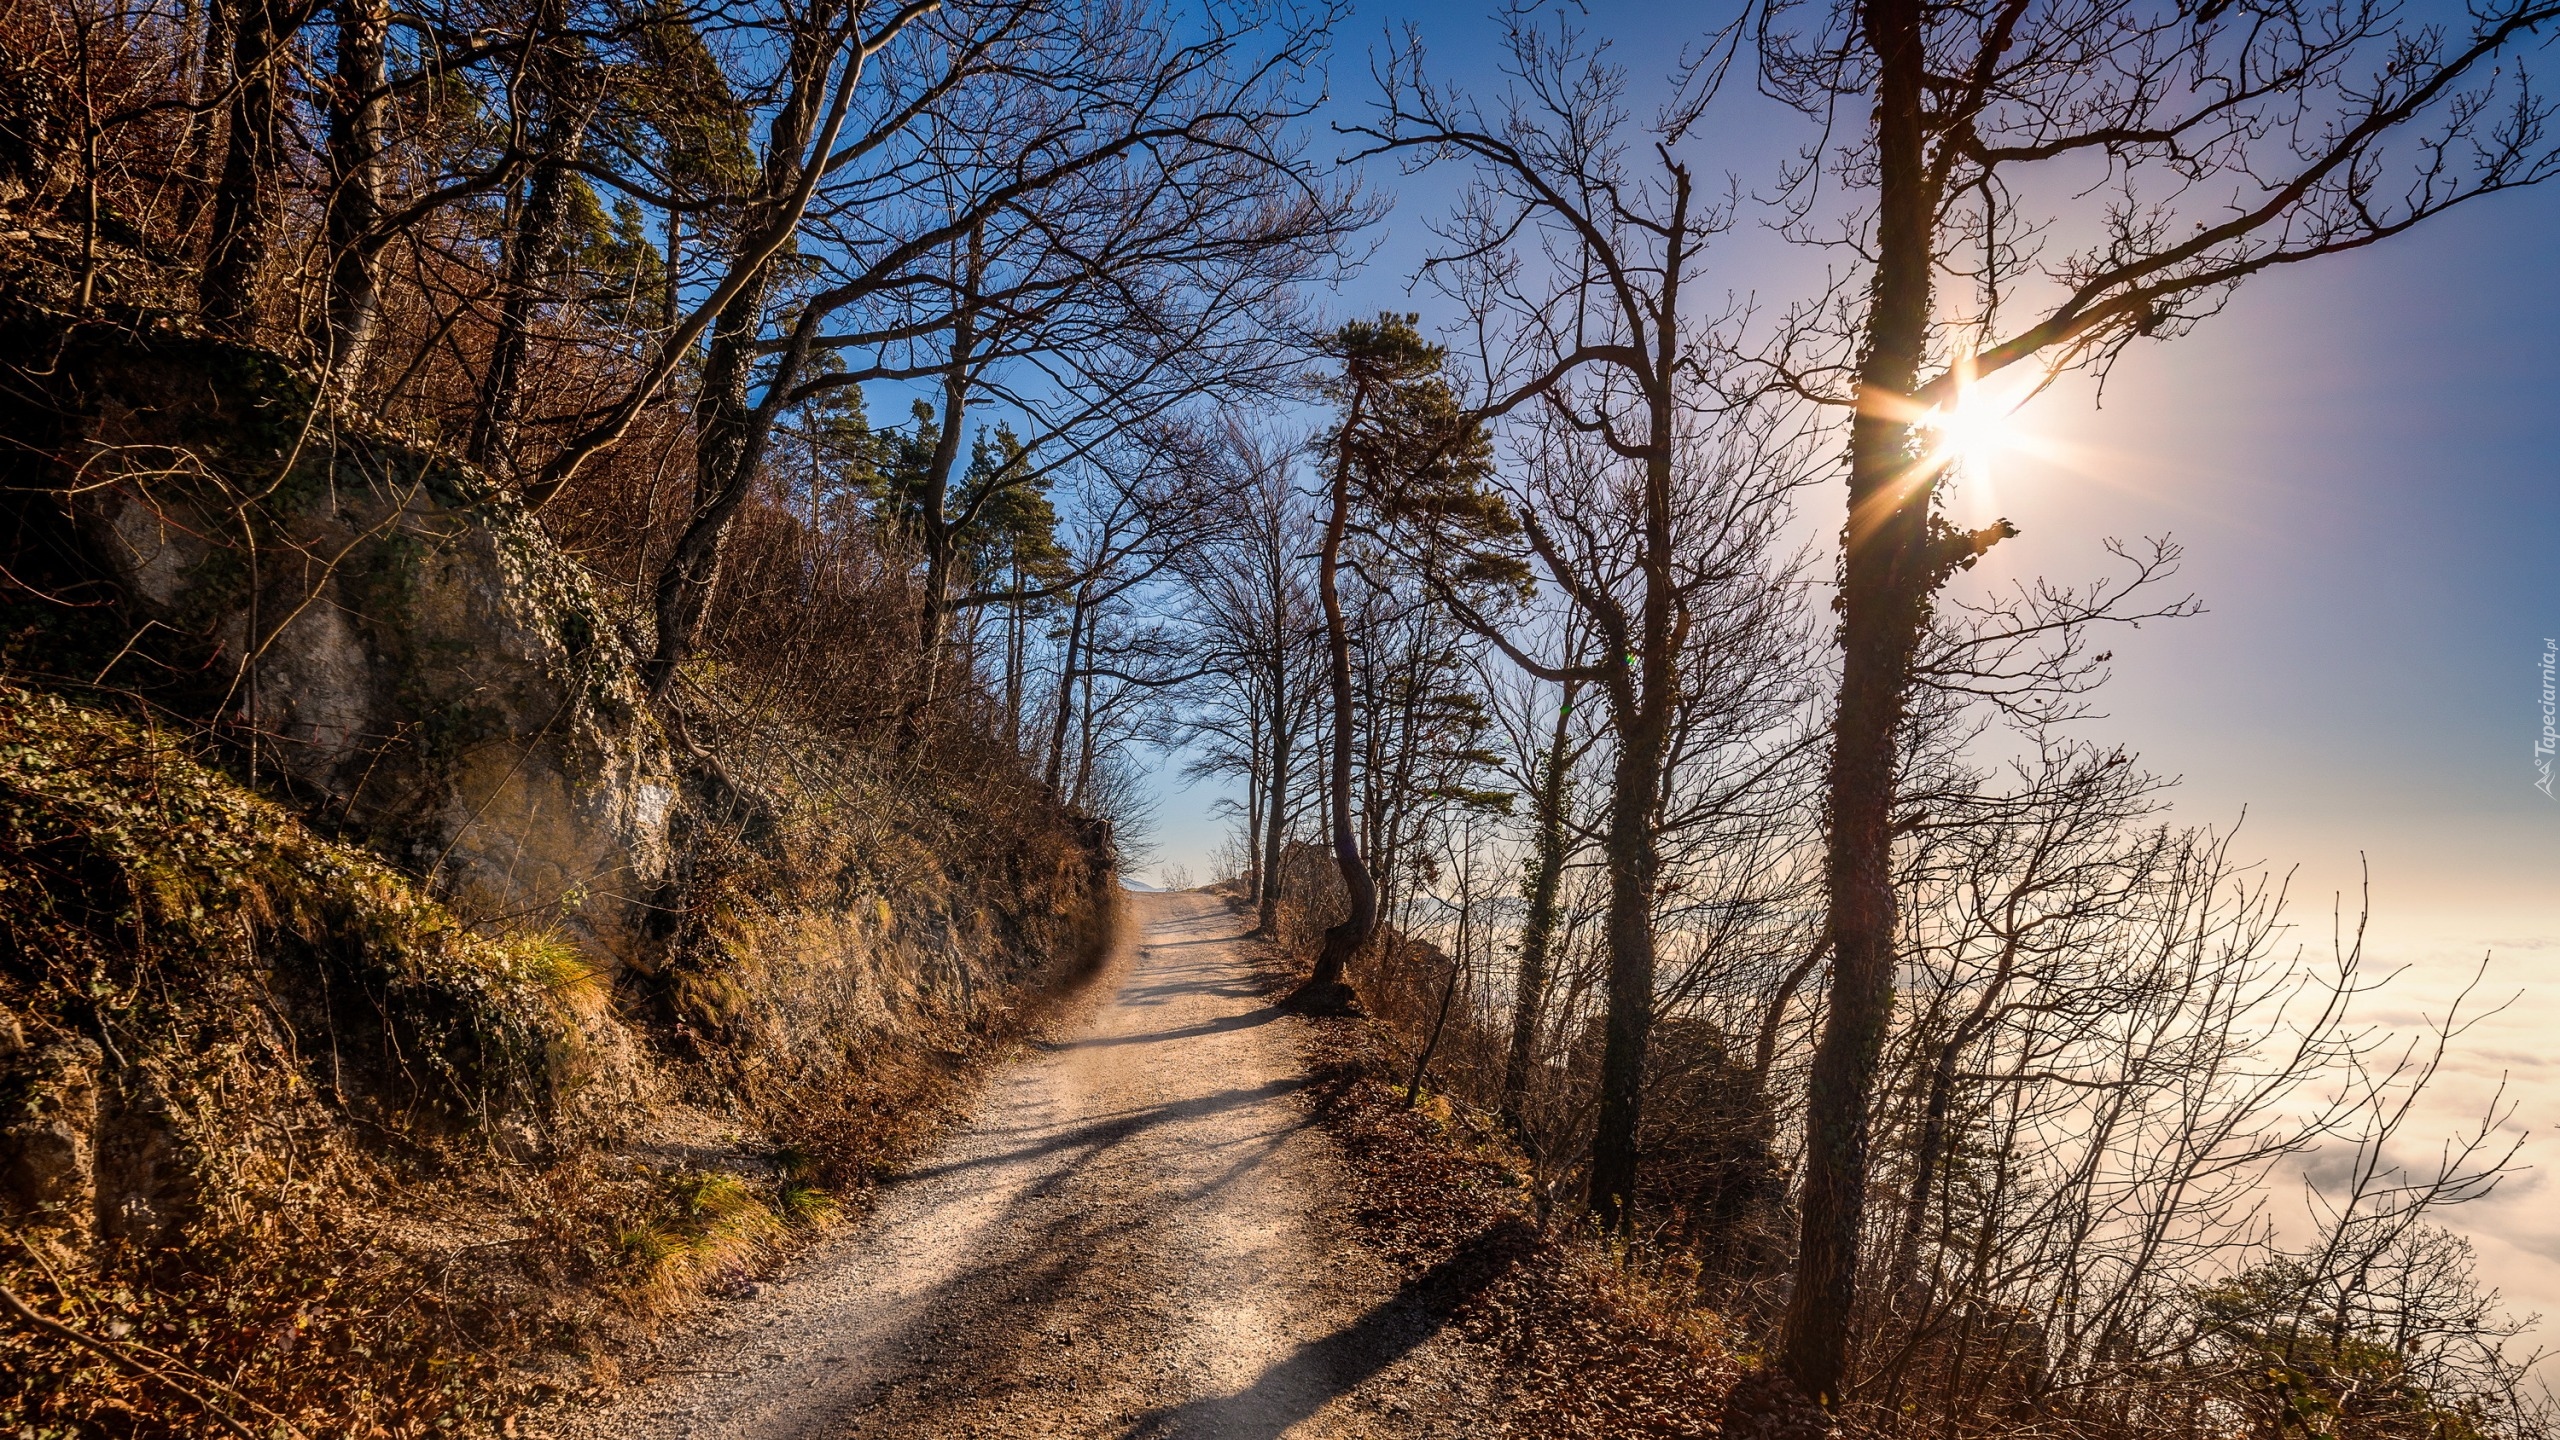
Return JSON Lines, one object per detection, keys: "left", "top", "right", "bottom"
{"left": 0, "top": 289, "right": 1114, "bottom": 1437}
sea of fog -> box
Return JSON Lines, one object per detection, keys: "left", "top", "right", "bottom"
{"left": 1383, "top": 894, "right": 2560, "bottom": 1378}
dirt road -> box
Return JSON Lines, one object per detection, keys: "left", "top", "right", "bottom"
{"left": 567, "top": 890, "right": 1493, "bottom": 1440}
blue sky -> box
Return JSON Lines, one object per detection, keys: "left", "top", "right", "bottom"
{"left": 1945, "top": 178, "right": 2560, "bottom": 940}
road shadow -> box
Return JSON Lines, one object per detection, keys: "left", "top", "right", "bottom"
{"left": 1114, "top": 1217, "right": 1543, "bottom": 1440}
{"left": 1109, "top": 973, "right": 1270, "bottom": 1007}
{"left": 893, "top": 1074, "right": 1311, "bottom": 1185}
{"left": 1139, "top": 930, "right": 1248, "bottom": 951}
{"left": 1051, "top": 1006, "right": 1283, "bottom": 1050}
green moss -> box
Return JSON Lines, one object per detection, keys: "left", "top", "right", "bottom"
{"left": 0, "top": 682, "right": 570, "bottom": 1126}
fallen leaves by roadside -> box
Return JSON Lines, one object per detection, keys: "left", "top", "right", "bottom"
{"left": 1248, "top": 933, "right": 1741, "bottom": 1439}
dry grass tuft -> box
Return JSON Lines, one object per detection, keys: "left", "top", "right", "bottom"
{"left": 623, "top": 1172, "right": 787, "bottom": 1308}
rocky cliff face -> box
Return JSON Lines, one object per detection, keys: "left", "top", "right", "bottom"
{"left": 32, "top": 325, "right": 679, "bottom": 972}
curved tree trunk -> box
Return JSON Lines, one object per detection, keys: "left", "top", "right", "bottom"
{"left": 1299, "top": 393, "right": 1373, "bottom": 1009}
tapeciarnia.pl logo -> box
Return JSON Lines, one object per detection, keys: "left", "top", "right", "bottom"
{"left": 2538, "top": 638, "right": 2557, "bottom": 799}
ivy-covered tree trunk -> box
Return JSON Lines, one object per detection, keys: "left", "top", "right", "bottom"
{"left": 1781, "top": 0, "right": 1937, "bottom": 1402}
{"left": 1500, "top": 679, "right": 1575, "bottom": 1128}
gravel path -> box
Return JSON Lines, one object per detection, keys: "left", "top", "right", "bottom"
{"left": 565, "top": 890, "right": 1494, "bottom": 1440}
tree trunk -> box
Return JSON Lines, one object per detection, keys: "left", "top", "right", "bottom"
{"left": 1779, "top": 0, "right": 1937, "bottom": 1404}
{"left": 1368, "top": 630, "right": 1429, "bottom": 932}
{"left": 1244, "top": 706, "right": 1265, "bottom": 903}
{"left": 635, "top": 21, "right": 836, "bottom": 696}
{"left": 470, "top": 72, "right": 593, "bottom": 477}
{"left": 1886, "top": 938, "right": 2017, "bottom": 1307}
{"left": 198, "top": 0, "right": 290, "bottom": 341}
{"left": 1584, "top": 171, "right": 1693, "bottom": 1236}
{"left": 171, "top": 0, "right": 231, "bottom": 238}
{"left": 1587, "top": 704, "right": 1665, "bottom": 1232}
{"left": 1500, "top": 677, "right": 1575, "bottom": 1129}
{"left": 1045, "top": 590, "right": 1087, "bottom": 793}
{"left": 1257, "top": 689, "right": 1290, "bottom": 938}
{"left": 916, "top": 234, "right": 983, "bottom": 695}
{"left": 315, "top": 0, "right": 387, "bottom": 391}
{"left": 641, "top": 257, "right": 781, "bottom": 698}
{"left": 1003, "top": 570, "right": 1025, "bottom": 750}
{"left": 1408, "top": 883, "right": 1470, "bottom": 1107}
{"left": 916, "top": 345, "right": 971, "bottom": 671}
{"left": 661, "top": 210, "right": 681, "bottom": 334}
{"left": 1301, "top": 392, "right": 1373, "bottom": 1007}
{"left": 1885, "top": 1039, "right": 1961, "bottom": 1310}
{"left": 1071, "top": 657, "right": 1097, "bottom": 805}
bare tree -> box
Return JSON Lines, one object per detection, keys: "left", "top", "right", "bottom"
{"left": 1174, "top": 426, "right": 1326, "bottom": 934}
{"left": 769, "top": 11, "right": 1358, "bottom": 676}
{"left": 1482, "top": 628, "right": 1591, "bottom": 1130}
{"left": 1349, "top": 20, "right": 1818, "bottom": 1229}
{"left": 518, "top": 0, "right": 1351, "bottom": 702}
{"left": 1749, "top": 0, "right": 2560, "bottom": 1399}
{"left": 1015, "top": 430, "right": 1227, "bottom": 801}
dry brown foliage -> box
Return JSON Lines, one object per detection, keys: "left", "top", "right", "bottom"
{"left": 1238, "top": 903, "right": 1743, "bottom": 1438}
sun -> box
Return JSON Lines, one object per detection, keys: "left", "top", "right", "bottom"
{"left": 1922, "top": 383, "right": 2013, "bottom": 478}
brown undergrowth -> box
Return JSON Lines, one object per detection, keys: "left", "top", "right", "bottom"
{"left": 1239, "top": 895, "right": 1743, "bottom": 1438}
{"left": 0, "top": 688, "right": 1114, "bottom": 1439}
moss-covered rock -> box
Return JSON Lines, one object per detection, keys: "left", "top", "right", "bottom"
{"left": 0, "top": 683, "right": 590, "bottom": 1163}
{"left": 0, "top": 311, "right": 679, "bottom": 971}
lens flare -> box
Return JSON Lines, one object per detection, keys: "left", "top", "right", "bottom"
{"left": 1922, "top": 355, "right": 2015, "bottom": 479}
{"left": 1929, "top": 396, "right": 2008, "bottom": 472}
